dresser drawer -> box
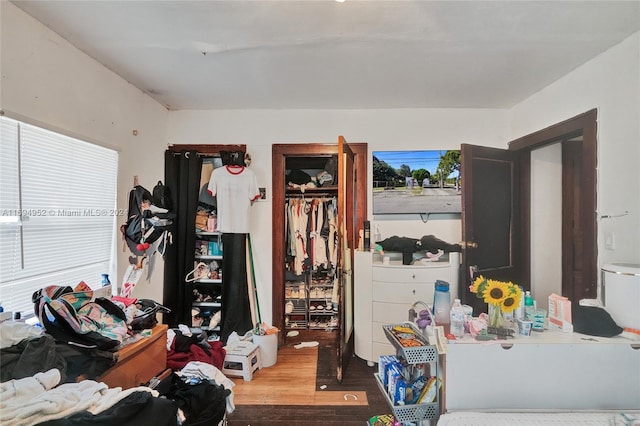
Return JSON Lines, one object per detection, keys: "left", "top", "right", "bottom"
{"left": 372, "top": 281, "right": 434, "bottom": 304}
{"left": 372, "top": 264, "right": 452, "bottom": 284}
{"left": 372, "top": 302, "right": 412, "bottom": 326}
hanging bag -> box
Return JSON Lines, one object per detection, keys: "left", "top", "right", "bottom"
{"left": 121, "top": 184, "right": 175, "bottom": 256}
{"left": 152, "top": 180, "right": 173, "bottom": 211}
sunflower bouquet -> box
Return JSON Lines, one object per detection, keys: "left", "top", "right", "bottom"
{"left": 470, "top": 276, "right": 523, "bottom": 328}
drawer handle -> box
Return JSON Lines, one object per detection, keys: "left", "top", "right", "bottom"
{"left": 412, "top": 289, "right": 416, "bottom": 294}
{"left": 412, "top": 274, "right": 416, "bottom": 279}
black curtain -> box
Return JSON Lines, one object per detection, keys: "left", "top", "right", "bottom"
{"left": 163, "top": 150, "right": 201, "bottom": 326}
{"left": 221, "top": 233, "right": 253, "bottom": 343}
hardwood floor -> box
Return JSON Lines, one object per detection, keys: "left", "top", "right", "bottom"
{"left": 226, "top": 332, "right": 389, "bottom": 426}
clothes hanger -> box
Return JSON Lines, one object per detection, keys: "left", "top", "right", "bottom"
{"left": 185, "top": 262, "right": 209, "bottom": 282}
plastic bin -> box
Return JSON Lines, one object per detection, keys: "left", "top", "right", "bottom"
{"left": 253, "top": 332, "right": 278, "bottom": 367}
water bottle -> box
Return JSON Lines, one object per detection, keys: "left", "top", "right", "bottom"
{"left": 450, "top": 299, "right": 465, "bottom": 339}
{"left": 101, "top": 273, "right": 111, "bottom": 287}
{"left": 433, "top": 280, "right": 451, "bottom": 334}
{"left": 514, "top": 285, "right": 525, "bottom": 319}
{"left": 524, "top": 290, "right": 534, "bottom": 319}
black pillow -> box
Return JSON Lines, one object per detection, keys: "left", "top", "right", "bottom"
{"left": 572, "top": 304, "right": 623, "bottom": 337}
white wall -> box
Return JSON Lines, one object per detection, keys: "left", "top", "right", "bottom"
{"left": 1, "top": 2, "right": 169, "bottom": 302}
{"left": 510, "top": 32, "right": 640, "bottom": 281}
{"left": 530, "top": 144, "right": 563, "bottom": 307}
{"left": 167, "top": 108, "right": 509, "bottom": 324}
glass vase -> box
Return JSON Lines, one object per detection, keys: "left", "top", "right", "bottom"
{"left": 488, "top": 304, "right": 506, "bottom": 329}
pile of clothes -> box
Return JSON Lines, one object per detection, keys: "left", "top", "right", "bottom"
{"left": 166, "top": 326, "right": 226, "bottom": 371}
{"left": 1, "top": 321, "right": 235, "bottom": 425}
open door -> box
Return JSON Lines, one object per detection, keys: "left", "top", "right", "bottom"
{"left": 336, "top": 135, "right": 355, "bottom": 382}
{"left": 460, "top": 144, "right": 522, "bottom": 314}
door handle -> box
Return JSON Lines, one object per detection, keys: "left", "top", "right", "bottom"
{"left": 459, "top": 241, "right": 478, "bottom": 249}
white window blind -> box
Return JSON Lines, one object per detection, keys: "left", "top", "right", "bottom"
{"left": 0, "top": 116, "right": 118, "bottom": 318}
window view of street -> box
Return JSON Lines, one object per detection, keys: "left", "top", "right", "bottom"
{"left": 373, "top": 150, "right": 461, "bottom": 215}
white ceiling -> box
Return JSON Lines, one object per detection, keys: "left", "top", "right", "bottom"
{"left": 11, "top": 0, "right": 640, "bottom": 111}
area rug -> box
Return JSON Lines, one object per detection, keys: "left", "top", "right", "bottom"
{"left": 231, "top": 345, "right": 368, "bottom": 406}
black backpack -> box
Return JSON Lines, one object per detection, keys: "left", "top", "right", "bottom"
{"left": 152, "top": 180, "right": 173, "bottom": 211}
{"left": 32, "top": 284, "right": 128, "bottom": 351}
{"left": 121, "top": 185, "right": 174, "bottom": 256}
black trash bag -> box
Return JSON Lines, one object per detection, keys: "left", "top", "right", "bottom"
{"left": 287, "top": 169, "right": 311, "bottom": 185}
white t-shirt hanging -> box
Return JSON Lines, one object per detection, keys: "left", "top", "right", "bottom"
{"left": 207, "top": 165, "right": 260, "bottom": 233}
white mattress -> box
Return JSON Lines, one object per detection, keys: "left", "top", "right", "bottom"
{"left": 437, "top": 411, "right": 640, "bottom": 426}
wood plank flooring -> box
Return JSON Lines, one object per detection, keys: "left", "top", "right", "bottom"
{"left": 231, "top": 345, "right": 367, "bottom": 406}
{"left": 226, "top": 333, "right": 390, "bottom": 426}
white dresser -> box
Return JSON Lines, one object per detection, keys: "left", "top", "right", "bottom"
{"left": 354, "top": 251, "right": 460, "bottom": 364}
{"left": 445, "top": 331, "right": 640, "bottom": 410}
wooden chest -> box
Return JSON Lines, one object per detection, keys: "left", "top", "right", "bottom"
{"left": 98, "top": 323, "right": 168, "bottom": 389}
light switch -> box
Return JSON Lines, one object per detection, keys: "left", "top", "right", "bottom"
{"left": 605, "top": 231, "right": 615, "bottom": 250}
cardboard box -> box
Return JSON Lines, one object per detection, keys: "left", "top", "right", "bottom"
{"left": 548, "top": 293, "right": 573, "bottom": 332}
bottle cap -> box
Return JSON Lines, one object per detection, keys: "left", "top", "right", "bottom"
{"left": 435, "top": 280, "right": 450, "bottom": 291}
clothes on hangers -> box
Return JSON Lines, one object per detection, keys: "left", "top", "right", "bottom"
{"left": 284, "top": 197, "right": 337, "bottom": 276}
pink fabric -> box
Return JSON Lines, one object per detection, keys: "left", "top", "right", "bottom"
{"left": 111, "top": 296, "right": 137, "bottom": 307}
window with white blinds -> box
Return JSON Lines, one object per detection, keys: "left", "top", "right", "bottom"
{"left": 0, "top": 116, "right": 118, "bottom": 318}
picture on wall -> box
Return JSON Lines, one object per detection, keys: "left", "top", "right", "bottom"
{"left": 372, "top": 149, "right": 461, "bottom": 215}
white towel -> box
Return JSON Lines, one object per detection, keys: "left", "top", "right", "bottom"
{"left": 0, "top": 322, "right": 44, "bottom": 349}
{"left": 0, "top": 369, "right": 60, "bottom": 405}
{"left": 8, "top": 380, "right": 107, "bottom": 425}
{"left": 0, "top": 369, "right": 159, "bottom": 426}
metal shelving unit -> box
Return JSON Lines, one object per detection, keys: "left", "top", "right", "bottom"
{"left": 376, "top": 322, "right": 440, "bottom": 425}
{"left": 191, "top": 231, "right": 223, "bottom": 334}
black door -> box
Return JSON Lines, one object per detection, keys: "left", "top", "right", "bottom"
{"left": 460, "top": 144, "right": 522, "bottom": 314}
